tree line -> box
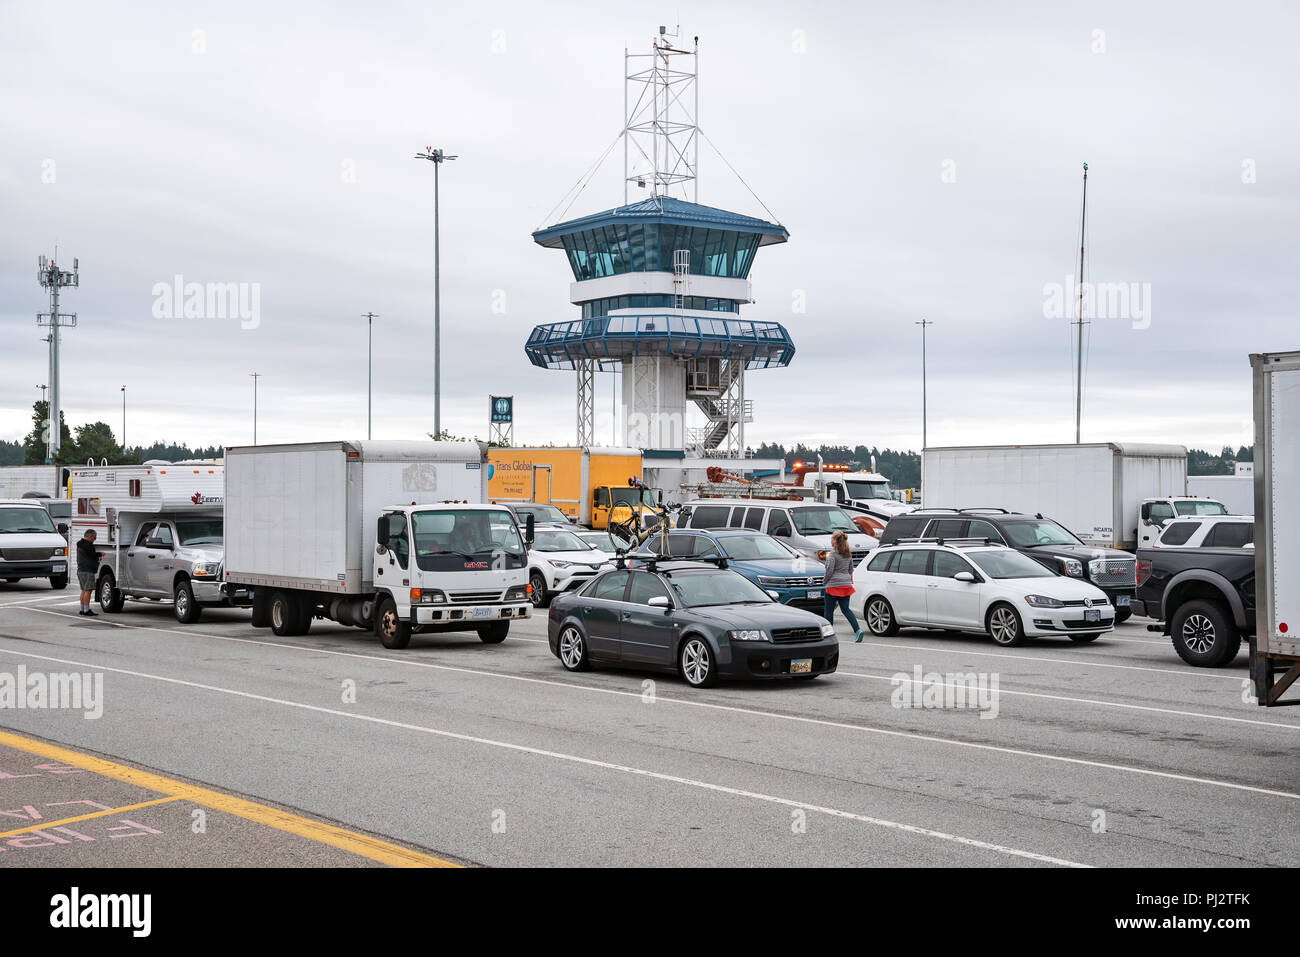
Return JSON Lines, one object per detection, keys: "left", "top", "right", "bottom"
{"left": 0, "top": 402, "right": 222, "bottom": 466}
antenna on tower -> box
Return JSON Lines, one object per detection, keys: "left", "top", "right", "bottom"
{"left": 624, "top": 28, "right": 699, "bottom": 204}
{"left": 36, "top": 253, "right": 79, "bottom": 464}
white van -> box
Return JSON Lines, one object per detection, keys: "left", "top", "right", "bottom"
{"left": 677, "top": 498, "right": 876, "bottom": 564}
{"left": 0, "top": 499, "right": 70, "bottom": 589}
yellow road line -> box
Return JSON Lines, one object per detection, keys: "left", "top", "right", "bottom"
{"left": 0, "top": 730, "right": 459, "bottom": 867}
{"left": 0, "top": 795, "right": 180, "bottom": 839}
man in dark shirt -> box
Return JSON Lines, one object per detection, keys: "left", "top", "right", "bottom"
{"left": 76, "top": 529, "right": 100, "bottom": 617}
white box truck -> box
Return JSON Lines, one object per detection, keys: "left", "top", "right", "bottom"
{"left": 1249, "top": 351, "right": 1300, "bottom": 706}
{"left": 1187, "top": 474, "right": 1254, "bottom": 514}
{"left": 224, "top": 440, "right": 531, "bottom": 649}
{"left": 920, "top": 443, "right": 1192, "bottom": 550}
{"left": 0, "top": 465, "right": 69, "bottom": 500}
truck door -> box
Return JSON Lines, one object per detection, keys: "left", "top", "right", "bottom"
{"left": 127, "top": 523, "right": 156, "bottom": 592}
{"left": 146, "top": 523, "right": 177, "bottom": 593}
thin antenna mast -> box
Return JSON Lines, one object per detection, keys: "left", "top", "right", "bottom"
{"left": 624, "top": 27, "right": 699, "bottom": 202}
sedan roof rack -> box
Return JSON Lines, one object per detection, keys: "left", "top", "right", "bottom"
{"left": 892, "top": 536, "right": 996, "bottom": 547}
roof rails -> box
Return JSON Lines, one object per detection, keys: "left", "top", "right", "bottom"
{"left": 957, "top": 507, "right": 1012, "bottom": 514}
{"left": 891, "top": 537, "right": 999, "bottom": 548}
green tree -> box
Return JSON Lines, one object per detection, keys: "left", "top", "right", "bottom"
{"left": 69, "top": 421, "right": 133, "bottom": 465}
{"left": 22, "top": 401, "right": 74, "bottom": 464}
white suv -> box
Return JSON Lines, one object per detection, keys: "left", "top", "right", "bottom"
{"left": 1153, "top": 514, "right": 1253, "bottom": 549}
{"left": 526, "top": 526, "right": 615, "bottom": 607}
{"left": 853, "top": 541, "right": 1115, "bottom": 646}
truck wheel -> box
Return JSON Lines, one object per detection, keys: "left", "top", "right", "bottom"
{"left": 987, "top": 603, "right": 1025, "bottom": 647}
{"left": 251, "top": 590, "right": 270, "bottom": 628}
{"left": 529, "top": 572, "right": 549, "bottom": 608}
{"left": 269, "top": 591, "right": 302, "bottom": 637}
{"left": 1171, "top": 599, "right": 1241, "bottom": 667}
{"left": 290, "top": 594, "right": 313, "bottom": 636}
{"left": 477, "top": 621, "right": 509, "bottom": 644}
{"left": 375, "top": 597, "right": 411, "bottom": 650}
{"left": 50, "top": 574, "right": 68, "bottom": 590}
{"left": 174, "top": 579, "right": 202, "bottom": 624}
{"left": 97, "top": 572, "right": 125, "bottom": 613}
{"left": 1114, "top": 607, "right": 1133, "bottom": 624}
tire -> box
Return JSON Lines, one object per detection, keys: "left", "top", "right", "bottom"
{"left": 477, "top": 621, "right": 509, "bottom": 644}
{"left": 174, "top": 579, "right": 202, "bottom": 624}
{"left": 269, "top": 590, "right": 301, "bottom": 638}
{"left": 50, "top": 574, "right": 68, "bottom": 590}
{"left": 1114, "top": 607, "right": 1133, "bottom": 624}
{"left": 374, "top": 596, "right": 411, "bottom": 650}
{"left": 987, "top": 603, "right": 1025, "bottom": 647}
{"left": 1068, "top": 632, "right": 1101, "bottom": 643}
{"left": 529, "top": 571, "right": 549, "bottom": 608}
{"left": 5, "top": 577, "right": 19, "bottom": 584}
{"left": 556, "top": 624, "right": 589, "bottom": 671}
{"left": 97, "top": 572, "right": 125, "bottom": 613}
{"left": 292, "top": 594, "right": 313, "bottom": 636}
{"left": 679, "top": 635, "right": 718, "bottom": 688}
{"left": 1171, "top": 599, "right": 1241, "bottom": 667}
{"left": 864, "top": 596, "right": 899, "bottom": 637}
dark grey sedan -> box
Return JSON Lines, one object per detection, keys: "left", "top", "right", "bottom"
{"left": 546, "top": 563, "right": 840, "bottom": 688}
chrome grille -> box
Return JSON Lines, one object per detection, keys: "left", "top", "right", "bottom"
{"left": 773, "top": 576, "right": 824, "bottom": 588}
{"left": 448, "top": 589, "right": 503, "bottom": 604}
{"left": 1094, "top": 560, "right": 1136, "bottom": 588}
{"left": 1, "top": 548, "right": 54, "bottom": 561}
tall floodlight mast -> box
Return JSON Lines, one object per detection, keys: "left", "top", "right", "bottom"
{"left": 36, "top": 254, "right": 79, "bottom": 463}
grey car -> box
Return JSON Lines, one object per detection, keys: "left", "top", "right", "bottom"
{"left": 547, "top": 562, "right": 839, "bottom": 688}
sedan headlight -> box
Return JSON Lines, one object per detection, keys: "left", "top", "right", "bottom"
{"left": 1024, "top": 594, "right": 1065, "bottom": 608}
{"left": 727, "top": 629, "right": 769, "bottom": 642}
{"left": 1059, "top": 558, "right": 1084, "bottom": 577}
{"left": 192, "top": 562, "right": 221, "bottom": 577}
{"left": 819, "top": 623, "right": 836, "bottom": 638}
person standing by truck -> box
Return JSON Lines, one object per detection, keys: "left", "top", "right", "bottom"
{"left": 76, "top": 529, "right": 99, "bottom": 617}
{"left": 822, "top": 530, "right": 866, "bottom": 642}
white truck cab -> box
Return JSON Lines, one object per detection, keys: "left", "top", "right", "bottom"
{"left": 1138, "top": 496, "right": 1229, "bottom": 547}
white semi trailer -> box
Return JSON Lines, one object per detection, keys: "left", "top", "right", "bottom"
{"left": 1249, "top": 351, "right": 1300, "bottom": 706}
{"left": 223, "top": 440, "right": 532, "bottom": 649}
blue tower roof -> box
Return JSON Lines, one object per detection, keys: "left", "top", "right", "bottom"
{"left": 533, "top": 196, "right": 789, "bottom": 248}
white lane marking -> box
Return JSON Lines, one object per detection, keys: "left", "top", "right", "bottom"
{"left": 836, "top": 670, "right": 1300, "bottom": 732}
{"left": 0, "top": 594, "right": 75, "bottom": 607}
{"left": 0, "top": 646, "right": 1089, "bottom": 868}
{"left": 7, "top": 607, "right": 1299, "bottom": 802}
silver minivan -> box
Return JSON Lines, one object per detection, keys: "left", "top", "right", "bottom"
{"left": 677, "top": 499, "right": 876, "bottom": 565}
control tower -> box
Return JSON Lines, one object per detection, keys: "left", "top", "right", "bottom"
{"left": 525, "top": 30, "right": 794, "bottom": 458}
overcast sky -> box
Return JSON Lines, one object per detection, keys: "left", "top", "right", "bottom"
{"left": 3, "top": 0, "right": 1296, "bottom": 458}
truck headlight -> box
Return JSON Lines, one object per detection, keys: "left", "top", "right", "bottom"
{"left": 410, "top": 588, "right": 446, "bottom": 604}
{"left": 1059, "top": 558, "right": 1084, "bottom": 577}
{"left": 55, "top": 547, "right": 67, "bottom": 557}
{"left": 727, "top": 629, "right": 768, "bottom": 642}
{"left": 505, "top": 585, "right": 529, "bottom": 601}
{"left": 1088, "top": 558, "right": 1106, "bottom": 577}
{"left": 1024, "top": 594, "right": 1064, "bottom": 608}
{"left": 192, "top": 562, "right": 220, "bottom": 577}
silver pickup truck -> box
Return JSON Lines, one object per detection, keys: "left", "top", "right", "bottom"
{"left": 95, "top": 516, "right": 247, "bottom": 623}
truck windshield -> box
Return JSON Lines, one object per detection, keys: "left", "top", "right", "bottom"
{"left": 1000, "top": 520, "right": 1082, "bottom": 548}
{"left": 176, "top": 520, "right": 223, "bottom": 546}
{"left": 1175, "top": 501, "right": 1228, "bottom": 516}
{"left": 843, "top": 480, "right": 893, "bottom": 501}
{"left": 0, "top": 507, "right": 56, "bottom": 534}
{"left": 411, "top": 510, "right": 526, "bottom": 570}
{"left": 610, "top": 487, "right": 658, "bottom": 508}
{"left": 790, "top": 506, "right": 858, "bottom": 536}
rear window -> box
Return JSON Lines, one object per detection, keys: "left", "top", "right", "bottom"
{"left": 882, "top": 517, "right": 924, "bottom": 544}
{"left": 743, "top": 507, "right": 764, "bottom": 530}
{"left": 1203, "top": 522, "right": 1253, "bottom": 548}
{"left": 689, "top": 505, "right": 732, "bottom": 529}
{"left": 1159, "top": 521, "right": 1200, "bottom": 546}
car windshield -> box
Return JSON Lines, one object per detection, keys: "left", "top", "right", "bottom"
{"left": 719, "top": 534, "right": 796, "bottom": 561}
{"left": 843, "top": 480, "right": 893, "bottom": 500}
{"left": 790, "top": 506, "right": 858, "bottom": 535}
{"left": 1000, "top": 520, "right": 1082, "bottom": 547}
{"left": 610, "top": 487, "right": 658, "bottom": 508}
{"left": 0, "top": 506, "right": 56, "bottom": 534}
{"left": 667, "top": 569, "right": 774, "bottom": 607}
{"left": 969, "top": 550, "right": 1056, "bottom": 579}
{"left": 518, "top": 504, "right": 569, "bottom": 524}
{"left": 532, "top": 528, "right": 594, "bottom": 552}
{"left": 577, "top": 533, "right": 619, "bottom": 553}
{"left": 1175, "top": 501, "right": 1228, "bottom": 516}
{"left": 412, "top": 509, "right": 526, "bottom": 564}
{"left": 176, "top": 520, "right": 223, "bottom": 546}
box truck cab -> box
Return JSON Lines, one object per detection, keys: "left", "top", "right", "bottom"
{"left": 486, "top": 446, "right": 648, "bottom": 529}
{"left": 0, "top": 499, "right": 69, "bottom": 589}
{"left": 1137, "top": 496, "right": 1229, "bottom": 547}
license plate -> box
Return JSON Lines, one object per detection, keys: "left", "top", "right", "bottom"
{"left": 470, "top": 607, "right": 495, "bottom": 620}
{"left": 806, "top": 590, "right": 822, "bottom": 600}
{"left": 1116, "top": 595, "right": 1130, "bottom": 606}
{"left": 52, "top": 564, "right": 66, "bottom": 572}
{"left": 790, "top": 658, "right": 812, "bottom": 674}
{"left": 1085, "top": 609, "right": 1101, "bottom": 622}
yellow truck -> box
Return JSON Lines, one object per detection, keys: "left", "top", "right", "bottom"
{"left": 486, "top": 447, "right": 654, "bottom": 529}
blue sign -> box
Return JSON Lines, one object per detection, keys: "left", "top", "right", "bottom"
{"left": 490, "top": 395, "right": 513, "bottom": 423}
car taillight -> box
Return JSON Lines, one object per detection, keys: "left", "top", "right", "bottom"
{"left": 1135, "top": 559, "right": 1152, "bottom": 587}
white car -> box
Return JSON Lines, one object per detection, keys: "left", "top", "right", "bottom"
{"left": 1153, "top": 514, "right": 1254, "bottom": 549}
{"left": 527, "top": 527, "right": 614, "bottom": 607}
{"left": 853, "top": 542, "right": 1115, "bottom": 646}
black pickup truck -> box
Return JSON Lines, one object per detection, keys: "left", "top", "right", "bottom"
{"left": 1133, "top": 547, "right": 1255, "bottom": 667}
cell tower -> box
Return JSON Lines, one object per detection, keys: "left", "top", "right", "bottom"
{"left": 36, "top": 254, "right": 79, "bottom": 463}
{"left": 624, "top": 26, "right": 699, "bottom": 204}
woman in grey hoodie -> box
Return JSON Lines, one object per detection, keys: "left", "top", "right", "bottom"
{"left": 822, "top": 530, "right": 866, "bottom": 642}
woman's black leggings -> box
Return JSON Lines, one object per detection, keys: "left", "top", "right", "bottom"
{"left": 823, "top": 593, "right": 860, "bottom": 631}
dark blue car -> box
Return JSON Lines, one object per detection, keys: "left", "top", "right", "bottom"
{"left": 636, "top": 529, "right": 826, "bottom": 610}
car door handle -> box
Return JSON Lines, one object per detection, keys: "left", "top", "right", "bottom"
{"left": 927, "top": 583, "right": 939, "bottom": 588}
{"left": 620, "top": 611, "right": 633, "bottom": 620}
{"left": 583, "top": 606, "right": 593, "bottom": 613}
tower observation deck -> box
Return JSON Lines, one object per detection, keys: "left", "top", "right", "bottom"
{"left": 525, "top": 29, "right": 794, "bottom": 457}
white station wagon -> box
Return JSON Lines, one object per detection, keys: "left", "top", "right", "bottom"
{"left": 853, "top": 541, "right": 1115, "bottom": 646}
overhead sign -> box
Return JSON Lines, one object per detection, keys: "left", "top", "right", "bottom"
{"left": 490, "top": 395, "right": 513, "bottom": 424}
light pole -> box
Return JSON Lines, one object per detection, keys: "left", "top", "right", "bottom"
{"left": 414, "top": 147, "right": 457, "bottom": 439}
{"left": 121, "top": 385, "right": 126, "bottom": 454}
{"left": 362, "top": 312, "right": 378, "bottom": 440}
{"left": 249, "top": 372, "right": 261, "bottom": 444}
{"left": 916, "top": 319, "right": 933, "bottom": 450}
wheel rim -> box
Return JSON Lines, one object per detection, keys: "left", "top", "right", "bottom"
{"left": 682, "top": 639, "right": 710, "bottom": 685}
{"left": 558, "top": 627, "right": 584, "bottom": 668}
{"left": 1182, "top": 614, "right": 1215, "bottom": 654}
{"left": 272, "top": 601, "right": 284, "bottom": 630}
{"left": 530, "top": 575, "right": 546, "bottom": 607}
{"left": 100, "top": 579, "right": 113, "bottom": 605}
{"left": 990, "top": 607, "right": 1018, "bottom": 643}
{"left": 176, "top": 590, "right": 188, "bottom": 616}
{"left": 380, "top": 608, "right": 396, "bottom": 639}
{"left": 868, "top": 599, "right": 891, "bottom": 633}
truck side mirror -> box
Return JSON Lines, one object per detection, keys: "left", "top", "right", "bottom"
{"left": 1140, "top": 503, "right": 1151, "bottom": 523}
{"left": 525, "top": 514, "right": 535, "bottom": 545}
{"left": 376, "top": 516, "right": 390, "bottom": 547}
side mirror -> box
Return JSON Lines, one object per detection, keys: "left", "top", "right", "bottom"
{"left": 647, "top": 596, "right": 671, "bottom": 609}
{"left": 954, "top": 571, "right": 976, "bottom": 583}
{"left": 657, "top": 490, "right": 664, "bottom": 507}
{"left": 376, "top": 516, "right": 390, "bottom": 547}
{"left": 525, "top": 514, "right": 535, "bottom": 545}
{"left": 1140, "top": 503, "right": 1151, "bottom": 521}
{"left": 57, "top": 523, "right": 68, "bottom": 535}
